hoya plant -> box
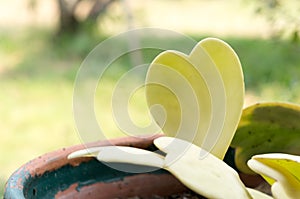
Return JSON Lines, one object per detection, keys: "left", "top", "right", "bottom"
{"left": 69, "top": 38, "right": 298, "bottom": 198}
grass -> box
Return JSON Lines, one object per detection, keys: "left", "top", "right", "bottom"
{"left": 1, "top": 27, "right": 300, "bottom": 196}
{"left": 230, "top": 38, "right": 300, "bottom": 104}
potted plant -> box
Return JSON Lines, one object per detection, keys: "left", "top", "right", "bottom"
{"left": 7, "top": 38, "right": 300, "bottom": 198}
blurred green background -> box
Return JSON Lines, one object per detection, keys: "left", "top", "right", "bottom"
{"left": 1, "top": 0, "right": 300, "bottom": 196}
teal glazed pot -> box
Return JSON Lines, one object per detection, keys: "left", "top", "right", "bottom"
{"left": 4, "top": 136, "right": 188, "bottom": 199}
{"left": 4, "top": 136, "right": 263, "bottom": 199}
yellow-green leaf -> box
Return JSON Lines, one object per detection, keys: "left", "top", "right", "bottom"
{"left": 248, "top": 153, "right": 300, "bottom": 198}
{"left": 232, "top": 102, "right": 300, "bottom": 174}
{"left": 146, "top": 38, "right": 244, "bottom": 159}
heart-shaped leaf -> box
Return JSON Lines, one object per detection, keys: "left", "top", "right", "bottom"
{"left": 146, "top": 38, "right": 244, "bottom": 159}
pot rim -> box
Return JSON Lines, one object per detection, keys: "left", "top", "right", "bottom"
{"left": 4, "top": 134, "right": 162, "bottom": 199}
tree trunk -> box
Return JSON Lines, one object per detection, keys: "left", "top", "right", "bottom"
{"left": 56, "top": 0, "right": 117, "bottom": 36}
{"left": 57, "top": 0, "right": 81, "bottom": 36}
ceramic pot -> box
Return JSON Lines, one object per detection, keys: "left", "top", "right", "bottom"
{"left": 4, "top": 136, "right": 263, "bottom": 199}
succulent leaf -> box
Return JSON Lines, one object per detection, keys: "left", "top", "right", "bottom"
{"left": 248, "top": 153, "right": 300, "bottom": 198}
{"left": 68, "top": 146, "right": 164, "bottom": 168}
{"left": 154, "top": 137, "right": 252, "bottom": 199}
{"left": 231, "top": 102, "right": 300, "bottom": 174}
{"left": 146, "top": 38, "right": 244, "bottom": 159}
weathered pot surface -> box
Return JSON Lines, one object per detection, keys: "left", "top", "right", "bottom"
{"left": 4, "top": 135, "right": 264, "bottom": 199}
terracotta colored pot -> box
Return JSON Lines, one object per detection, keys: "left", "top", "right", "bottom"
{"left": 4, "top": 136, "right": 264, "bottom": 199}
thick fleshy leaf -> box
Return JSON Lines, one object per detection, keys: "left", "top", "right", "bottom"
{"left": 154, "top": 137, "right": 252, "bottom": 199}
{"left": 68, "top": 146, "right": 164, "bottom": 168}
{"left": 146, "top": 38, "right": 244, "bottom": 159}
{"left": 232, "top": 102, "right": 300, "bottom": 174}
{"left": 248, "top": 153, "right": 300, "bottom": 198}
